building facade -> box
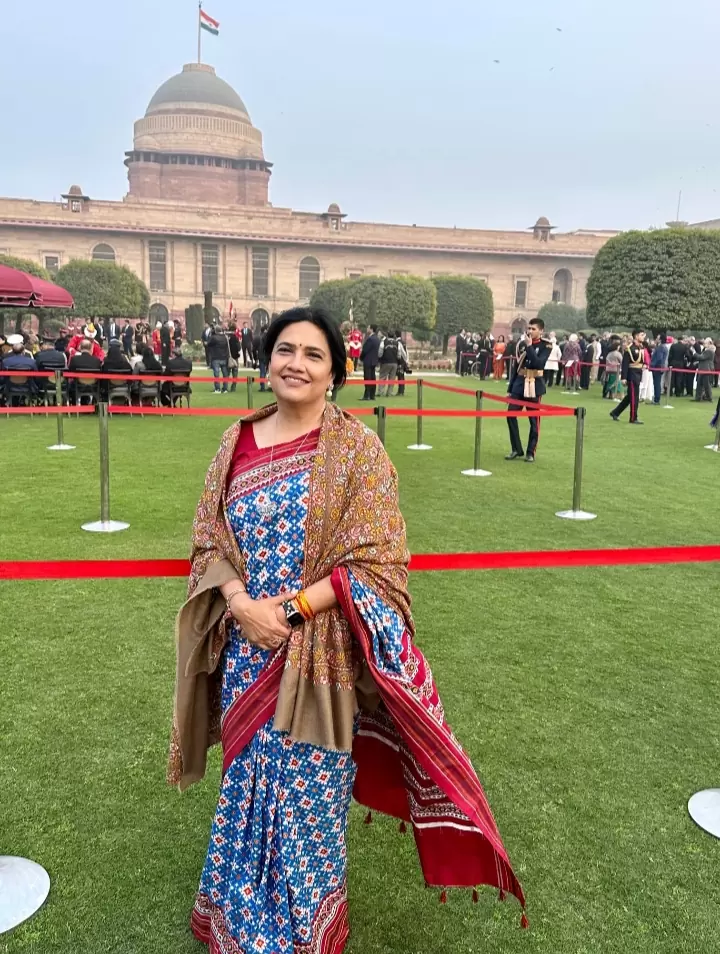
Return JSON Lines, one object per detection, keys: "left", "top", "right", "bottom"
{"left": 0, "top": 62, "right": 617, "bottom": 336}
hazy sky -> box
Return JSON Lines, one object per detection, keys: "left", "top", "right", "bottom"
{"left": 3, "top": 0, "right": 720, "bottom": 231}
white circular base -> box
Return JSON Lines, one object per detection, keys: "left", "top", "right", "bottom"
{"left": 704, "top": 444, "right": 719, "bottom": 452}
{"left": 555, "top": 509, "right": 598, "bottom": 521}
{"left": 47, "top": 443, "right": 75, "bottom": 451}
{"left": 461, "top": 468, "right": 492, "bottom": 477}
{"left": 561, "top": 391, "right": 579, "bottom": 395}
{"left": 663, "top": 405, "right": 674, "bottom": 410}
{"left": 688, "top": 789, "right": 720, "bottom": 839}
{"left": 0, "top": 857, "right": 50, "bottom": 934}
{"left": 81, "top": 520, "right": 130, "bottom": 533}
{"left": 407, "top": 444, "right": 433, "bottom": 451}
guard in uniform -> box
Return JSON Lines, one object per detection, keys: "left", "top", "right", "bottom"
{"left": 611, "top": 329, "right": 646, "bottom": 424}
{"left": 505, "top": 319, "right": 552, "bottom": 463}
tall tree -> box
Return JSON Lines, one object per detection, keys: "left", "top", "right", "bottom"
{"left": 350, "top": 275, "right": 436, "bottom": 332}
{"left": 54, "top": 260, "right": 150, "bottom": 320}
{"left": 309, "top": 278, "right": 355, "bottom": 324}
{"left": 0, "top": 254, "right": 52, "bottom": 333}
{"left": 431, "top": 276, "right": 493, "bottom": 353}
{"left": 536, "top": 302, "right": 587, "bottom": 333}
{"left": 586, "top": 228, "right": 720, "bottom": 333}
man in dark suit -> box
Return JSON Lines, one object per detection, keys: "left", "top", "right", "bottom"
{"left": 122, "top": 322, "right": 134, "bottom": 357}
{"left": 68, "top": 339, "right": 102, "bottom": 404}
{"left": 104, "top": 319, "right": 120, "bottom": 343}
{"left": 360, "top": 325, "right": 381, "bottom": 401}
{"left": 161, "top": 348, "right": 193, "bottom": 406}
{"left": 455, "top": 329, "right": 466, "bottom": 375}
{"left": 505, "top": 318, "right": 552, "bottom": 463}
{"left": 668, "top": 336, "right": 689, "bottom": 398}
{"left": 240, "top": 321, "right": 254, "bottom": 367}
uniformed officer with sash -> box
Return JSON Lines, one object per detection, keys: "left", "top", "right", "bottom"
{"left": 610, "top": 329, "right": 646, "bottom": 424}
{"left": 505, "top": 317, "right": 552, "bottom": 463}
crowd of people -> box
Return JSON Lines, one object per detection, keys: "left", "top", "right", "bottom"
{"left": 0, "top": 319, "right": 191, "bottom": 407}
{"left": 454, "top": 327, "right": 720, "bottom": 402}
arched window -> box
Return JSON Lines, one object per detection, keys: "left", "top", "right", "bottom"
{"left": 251, "top": 308, "right": 270, "bottom": 331}
{"left": 149, "top": 302, "right": 169, "bottom": 324}
{"left": 299, "top": 256, "right": 320, "bottom": 300}
{"left": 511, "top": 316, "right": 528, "bottom": 336}
{"left": 92, "top": 243, "right": 116, "bottom": 262}
{"left": 552, "top": 268, "right": 573, "bottom": 304}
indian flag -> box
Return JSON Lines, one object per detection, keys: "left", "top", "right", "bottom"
{"left": 200, "top": 8, "right": 220, "bottom": 35}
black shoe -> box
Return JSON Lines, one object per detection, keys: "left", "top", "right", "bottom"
{"left": 505, "top": 451, "right": 523, "bottom": 460}
{"left": 629, "top": 420, "right": 644, "bottom": 425}
{"left": 525, "top": 454, "right": 535, "bottom": 463}
{"left": 610, "top": 413, "right": 619, "bottom": 421}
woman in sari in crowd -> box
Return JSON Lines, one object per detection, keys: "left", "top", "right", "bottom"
{"left": 169, "top": 307, "right": 525, "bottom": 953}
{"left": 492, "top": 335, "right": 506, "bottom": 379}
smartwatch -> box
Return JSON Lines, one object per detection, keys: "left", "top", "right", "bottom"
{"left": 282, "top": 600, "right": 305, "bottom": 629}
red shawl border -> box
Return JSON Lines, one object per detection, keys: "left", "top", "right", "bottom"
{"left": 217, "top": 567, "right": 526, "bottom": 922}
{"left": 332, "top": 565, "right": 527, "bottom": 918}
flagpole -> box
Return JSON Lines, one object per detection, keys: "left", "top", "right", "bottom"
{"left": 197, "top": 1, "right": 202, "bottom": 64}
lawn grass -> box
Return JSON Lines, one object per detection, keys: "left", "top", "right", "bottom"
{"left": 1, "top": 375, "right": 719, "bottom": 954}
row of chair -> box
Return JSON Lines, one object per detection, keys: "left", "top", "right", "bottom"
{"left": 1, "top": 373, "right": 192, "bottom": 410}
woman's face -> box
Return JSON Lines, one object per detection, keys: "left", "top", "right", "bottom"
{"left": 270, "top": 321, "right": 334, "bottom": 406}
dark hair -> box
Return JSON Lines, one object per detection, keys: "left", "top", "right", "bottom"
{"left": 658, "top": 332, "right": 667, "bottom": 344}
{"left": 263, "top": 306, "right": 347, "bottom": 389}
{"left": 632, "top": 327, "right": 644, "bottom": 337}
{"left": 141, "top": 346, "right": 162, "bottom": 371}
{"left": 370, "top": 324, "right": 379, "bottom": 334}
{"left": 530, "top": 317, "right": 545, "bottom": 330}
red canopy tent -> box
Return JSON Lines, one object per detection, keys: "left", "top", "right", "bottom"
{"left": 0, "top": 264, "right": 74, "bottom": 309}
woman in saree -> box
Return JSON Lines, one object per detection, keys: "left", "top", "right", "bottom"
{"left": 168, "top": 307, "right": 525, "bottom": 953}
{"left": 492, "top": 335, "right": 506, "bottom": 379}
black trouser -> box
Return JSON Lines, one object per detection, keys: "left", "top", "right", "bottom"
{"left": 242, "top": 345, "right": 252, "bottom": 367}
{"left": 686, "top": 370, "right": 696, "bottom": 396}
{"left": 363, "top": 363, "right": 377, "bottom": 400}
{"left": 555, "top": 365, "right": 563, "bottom": 387}
{"left": 397, "top": 368, "right": 406, "bottom": 396}
{"left": 507, "top": 395, "right": 542, "bottom": 456}
{"left": 614, "top": 371, "right": 641, "bottom": 421}
{"left": 696, "top": 373, "right": 713, "bottom": 401}
{"left": 580, "top": 362, "right": 591, "bottom": 389}
{"left": 670, "top": 369, "right": 685, "bottom": 396}
{"left": 544, "top": 368, "right": 555, "bottom": 387}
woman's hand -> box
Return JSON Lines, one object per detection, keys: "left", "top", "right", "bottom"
{"left": 228, "top": 592, "right": 293, "bottom": 651}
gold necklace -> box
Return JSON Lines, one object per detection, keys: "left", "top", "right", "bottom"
{"left": 257, "top": 409, "right": 324, "bottom": 521}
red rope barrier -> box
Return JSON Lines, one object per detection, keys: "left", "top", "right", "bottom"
{"left": 3, "top": 544, "right": 720, "bottom": 580}
{"left": 384, "top": 407, "right": 574, "bottom": 418}
{"left": 106, "top": 405, "right": 377, "bottom": 417}
{"left": 2, "top": 405, "right": 95, "bottom": 414}
{"left": 423, "top": 381, "right": 478, "bottom": 396}
{"left": 0, "top": 370, "right": 57, "bottom": 378}
{"left": 480, "top": 392, "right": 572, "bottom": 413}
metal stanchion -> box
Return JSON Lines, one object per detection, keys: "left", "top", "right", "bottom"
{"left": 0, "top": 856, "right": 51, "bottom": 934}
{"left": 47, "top": 371, "right": 75, "bottom": 451}
{"left": 375, "top": 405, "right": 387, "bottom": 446}
{"left": 688, "top": 790, "right": 720, "bottom": 839}
{"left": 246, "top": 375, "right": 254, "bottom": 410}
{"left": 461, "top": 390, "right": 491, "bottom": 477}
{"left": 407, "top": 379, "right": 432, "bottom": 450}
{"left": 81, "top": 403, "right": 129, "bottom": 533}
{"left": 555, "top": 407, "right": 597, "bottom": 521}
{"left": 704, "top": 412, "right": 720, "bottom": 452}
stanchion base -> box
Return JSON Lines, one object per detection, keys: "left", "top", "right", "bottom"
{"left": 461, "top": 468, "right": 492, "bottom": 477}
{"left": 688, "top": 789, "right": 720, "bottom": 839}
{"left": 704, "top": 444, "right": 719, "bottom": 452}
{"left": 407, "top": 444, "right": 433, "bottom": 451}
{"left": 81, "top": 520, "right": 130, "bottom": 533}
{"left": 47, "top": 443, "right": 75, "bottom": 451}
{"left": 0, "top": 856, "right": 50, "bottom": 934}
{"left": 663, "top": 405, "right": 674, "bottom": 410}
{"left": 555, "top": 509, "right": 597, "bottom": 521}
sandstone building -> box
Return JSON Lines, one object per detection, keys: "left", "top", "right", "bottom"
{"left": 0, "top": 62, "right": 617, "bottom": 336}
